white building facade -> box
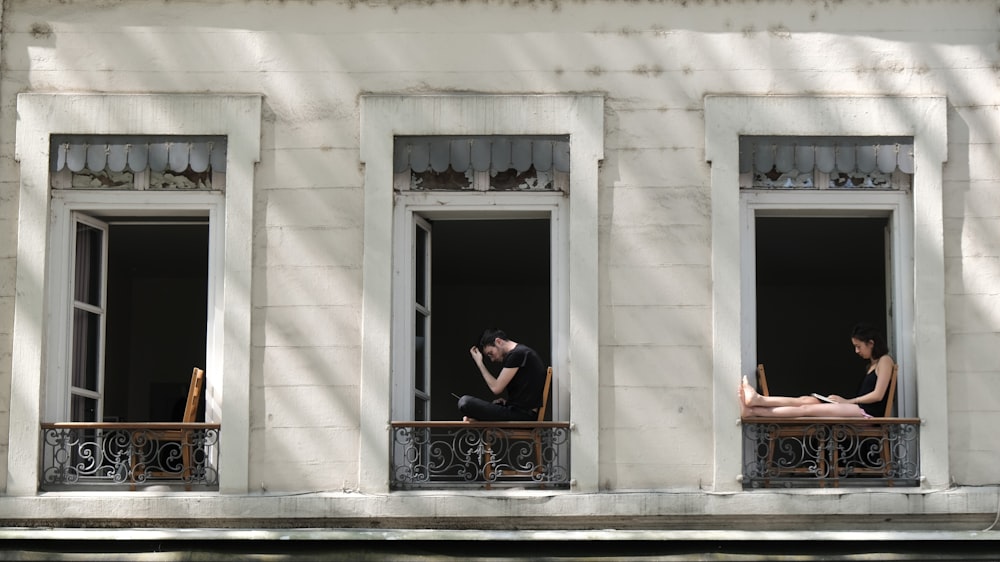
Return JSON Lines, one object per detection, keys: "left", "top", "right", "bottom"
{"left": 0, "top": 0, "right": 998, "bottom": 533}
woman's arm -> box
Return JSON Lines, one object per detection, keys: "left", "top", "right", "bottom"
{"left": 849, "top": 355, "right": 894, "bottom": 406}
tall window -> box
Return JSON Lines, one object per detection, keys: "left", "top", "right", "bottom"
{"left": 391, "top": 135, "right": 563, "bottom": 423}
{"left": 705, "top": 95, "right": 948, "bottom": 492}
{"left": 62, "top": 216, "right": 211, "bottom": 424}
{"left": 360, "top": 94, "right": 603, "bottom": 493}
{"left": 11, "top": 93, "right": 259, "bottom": 495}
{"left": 45, "top": 135, "right": 222, "bottom": 424}
{"left": 739, "top": 136, "right": 913, "bottom": 403}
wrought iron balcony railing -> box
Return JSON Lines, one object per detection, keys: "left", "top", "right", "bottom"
{"left": 40, "top": 422, "right": 220, "bottom": 491}
{"left": 390, "top": 421, "right": 571, "bottom": 490}
{"left": 741, "top": 417, "right": 920, "bottom": 488}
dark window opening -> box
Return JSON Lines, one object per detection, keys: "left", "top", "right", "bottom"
{"left": 755, "top": 216, "right": 889, "bottom": 399}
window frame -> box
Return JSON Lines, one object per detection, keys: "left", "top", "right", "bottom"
{"left": 67, "top": 212, "right": 110, "bottom": 423}
{"left": 359, "top": 94, "right": 604, "bottom": 493}
{"left": 738, "top": 189, "right": 915, "bottom": 416}
{"left": 705, "top": 95, "right": 948, "bottom": 492}
{"left": 10, "top": 94, "right": 261, "bottom": 495}
{"left": 46, "top": 194, "right": 223, "bottom": 422}
{"left": 390, "top": 193, "right": 567, "bottom": 424}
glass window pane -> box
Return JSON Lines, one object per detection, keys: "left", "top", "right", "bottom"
{"left": 415, "top": 313, "right": 427, "bottom": 392}
{"left": 414, "top": 396, "right": 427, "bottom": 421}
{"left": 415, "top": 226, "right": 427, "bottom": 308}
{"left": 71, "top": 395, "right": 98, "bottom": 423}
{"left": 71, "top": 308, "right": 101, "bottom": 392}
{"left": 74, "top": 223, "right": 103, "bottom": 305}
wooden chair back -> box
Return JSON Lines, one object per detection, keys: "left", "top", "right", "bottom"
{"left": 536, "top": 367, "right": 553, "bottom": 422}
{"left": 182, "top": 368, "right": 205, "bottom": 423}
{"left": 756, "top": 364, "right": 770, "bottom": 396}
{"left": 132, "top": 367, "right": 205, "bottom": 490}
{"left": 883, "top": 363, "right": 898, "bottom": 417}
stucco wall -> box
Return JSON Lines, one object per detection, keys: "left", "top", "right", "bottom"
{"left": 0, "top": 0, "right": 997, "bottom": 507}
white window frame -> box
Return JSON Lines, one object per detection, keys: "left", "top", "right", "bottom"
{"left": 360, "top": 95, "right": 604, "bottom": 493}
{"left": 66, "top": 212, "right": 110, "bottom": 423}
{"left": 10, "top": 94, "right": 261, "bottom": 495}
{"left": 391, "top": 194, "right": 568, "bottom": 424}
{"left": 706, "top": 95, "right": 948, "bottom": 492}
{"left": 738, "top": 190, "right": 915, "bottom": 415}
{"left": 46, "top": 194, "right": 223, "bottom": 421}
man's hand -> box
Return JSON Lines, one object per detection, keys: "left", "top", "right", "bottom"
{"left": 469, "top": 346, "right": 484, "bottom": 366}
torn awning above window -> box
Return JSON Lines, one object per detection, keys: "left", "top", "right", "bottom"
{"left": 739, "top": 136, "right": 914, "bottom": 175}
{"left": 394, "top": 135, "right": 570, "bottom": 175}
{"left": 51, "top": 135, "right": 227, "bottom": 174}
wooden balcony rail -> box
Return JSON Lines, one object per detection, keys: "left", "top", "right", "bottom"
{"left": 390, "top": 421, "right": 571, "bottom": 490}
{"left": 741, "top": 417, "right": 920, "bottom": 489}
{"left": 40, "top": 422, "right": 220, "bottom": 491}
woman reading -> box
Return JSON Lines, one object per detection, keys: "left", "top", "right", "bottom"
{"left": 739, "top": 323, "right": 895, "bottom": 419}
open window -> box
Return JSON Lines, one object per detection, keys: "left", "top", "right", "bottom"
{"left": 736, "top": 139, "right": 921, "bottom": 488}
{"left": 39, "top": 136, "right": 220, "bottom": 489}
{"left": 738, "top": 136, "right": 914, "bottom": 414}
{"left": 391, "top": 135, "right": 562, "bottom": 423}
{"left": 65, "top": 216, "right": 210, "bottom": 424}
{"left": 387, "top": 135, "right": 568, "bottom": 489}
{"left": 394, "top": 213, "right": 554, "bottom": 423}
{"left": 46, "top": 135, "right": 221, "bottom": 426}
{"left": 361, "top": 94, "right": 603, "bottom": 493}
{"left": 706, "top": 95, "right": 948, "bottom": 491}
{"left": 754, "top": 215, "right": 893, "bottom": 400}
{"left": 11, "top": 94, "right": 260, "bottom": 495}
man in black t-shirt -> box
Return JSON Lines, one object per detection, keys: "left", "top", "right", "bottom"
{"left": 457, "top": 328, "right": 547, "bottom": 422}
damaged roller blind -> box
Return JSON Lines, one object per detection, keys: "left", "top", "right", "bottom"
{"left": 739, "top": 136, "right": 913, "bottom": 190}
{"left": 50, "top": 135, "right": 227, "bottom": 191}
{"left": 393, "top": 135, "right": 570, "bottom": 192}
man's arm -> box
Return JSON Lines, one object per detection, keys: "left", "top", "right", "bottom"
{"left": 470, "top": 346, "right": 519, "bottom": 395}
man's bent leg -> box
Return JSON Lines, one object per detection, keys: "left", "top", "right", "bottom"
{"left": 458, "top": 395, "right": 534, "bottom": 421}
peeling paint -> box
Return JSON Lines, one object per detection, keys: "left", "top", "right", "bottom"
{"left": 632, "top": 64, "right": 664, "bottom": 77}
{"left": 30, "top": 22, "right": 52, "bottom": 39}
{"left": 768, "top": 24, "right": 791, "bottom": 38}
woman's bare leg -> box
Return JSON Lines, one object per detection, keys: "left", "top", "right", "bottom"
{"left": 739, "top": 377, "right": 870, "bottom": 418}
{"left": 745, "top": 402, "right": 870, "bottom": 418}
{"left": 740, "top": 376, "right": 817, "bottom": 407}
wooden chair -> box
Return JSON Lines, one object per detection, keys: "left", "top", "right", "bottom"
{"left": 134, "top": 367, "right": 205, "bottom": 489}
{"left": 484, "top": 366, "right": 553, "bottom": 484}
{"left": 833, "top": 363, "right": 899, "bottom": 480}
{"left": 756, "top": 363, "right": 770, "bottom": 396}
{"left": 881, "top": 363, "right": 898, "bottom": 417}
{"left": 754, "top": 364, "right": 827, "bottom": 478}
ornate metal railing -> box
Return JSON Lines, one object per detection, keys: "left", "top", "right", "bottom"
{"left": 741, "top": 417, "right": 920, "bottom": 488}
{"left": 390, "top": 421, "right": 571, "bottom": 490}
{"left": 40, "top": 423, "right": 220, "bottom": 491}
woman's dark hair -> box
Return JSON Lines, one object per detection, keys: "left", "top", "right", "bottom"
{"left": 479, "top": 328, "right": 508, "bottom": 349}
{"left": 851, "top": 322, "right": 888, "bottom": 359}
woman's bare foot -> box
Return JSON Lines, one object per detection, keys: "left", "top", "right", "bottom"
{"left": 462, "top": 415, "right": 477, "bottom": 422}
{"left": 740, "top": 376, "right": 762, "bottom": 406}
{"left": 738, "top": 378, "right": 753, "bottom": 417}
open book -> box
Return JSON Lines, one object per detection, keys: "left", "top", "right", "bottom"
{"left": 810, "top": 393, "right": 836, "bottom": 404}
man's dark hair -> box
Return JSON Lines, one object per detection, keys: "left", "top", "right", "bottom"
{"left": 479, "top": 328, "right": 508, "bottom": 349}
{"left": 851, "top": 322, "right": 889, "bottom": 359}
